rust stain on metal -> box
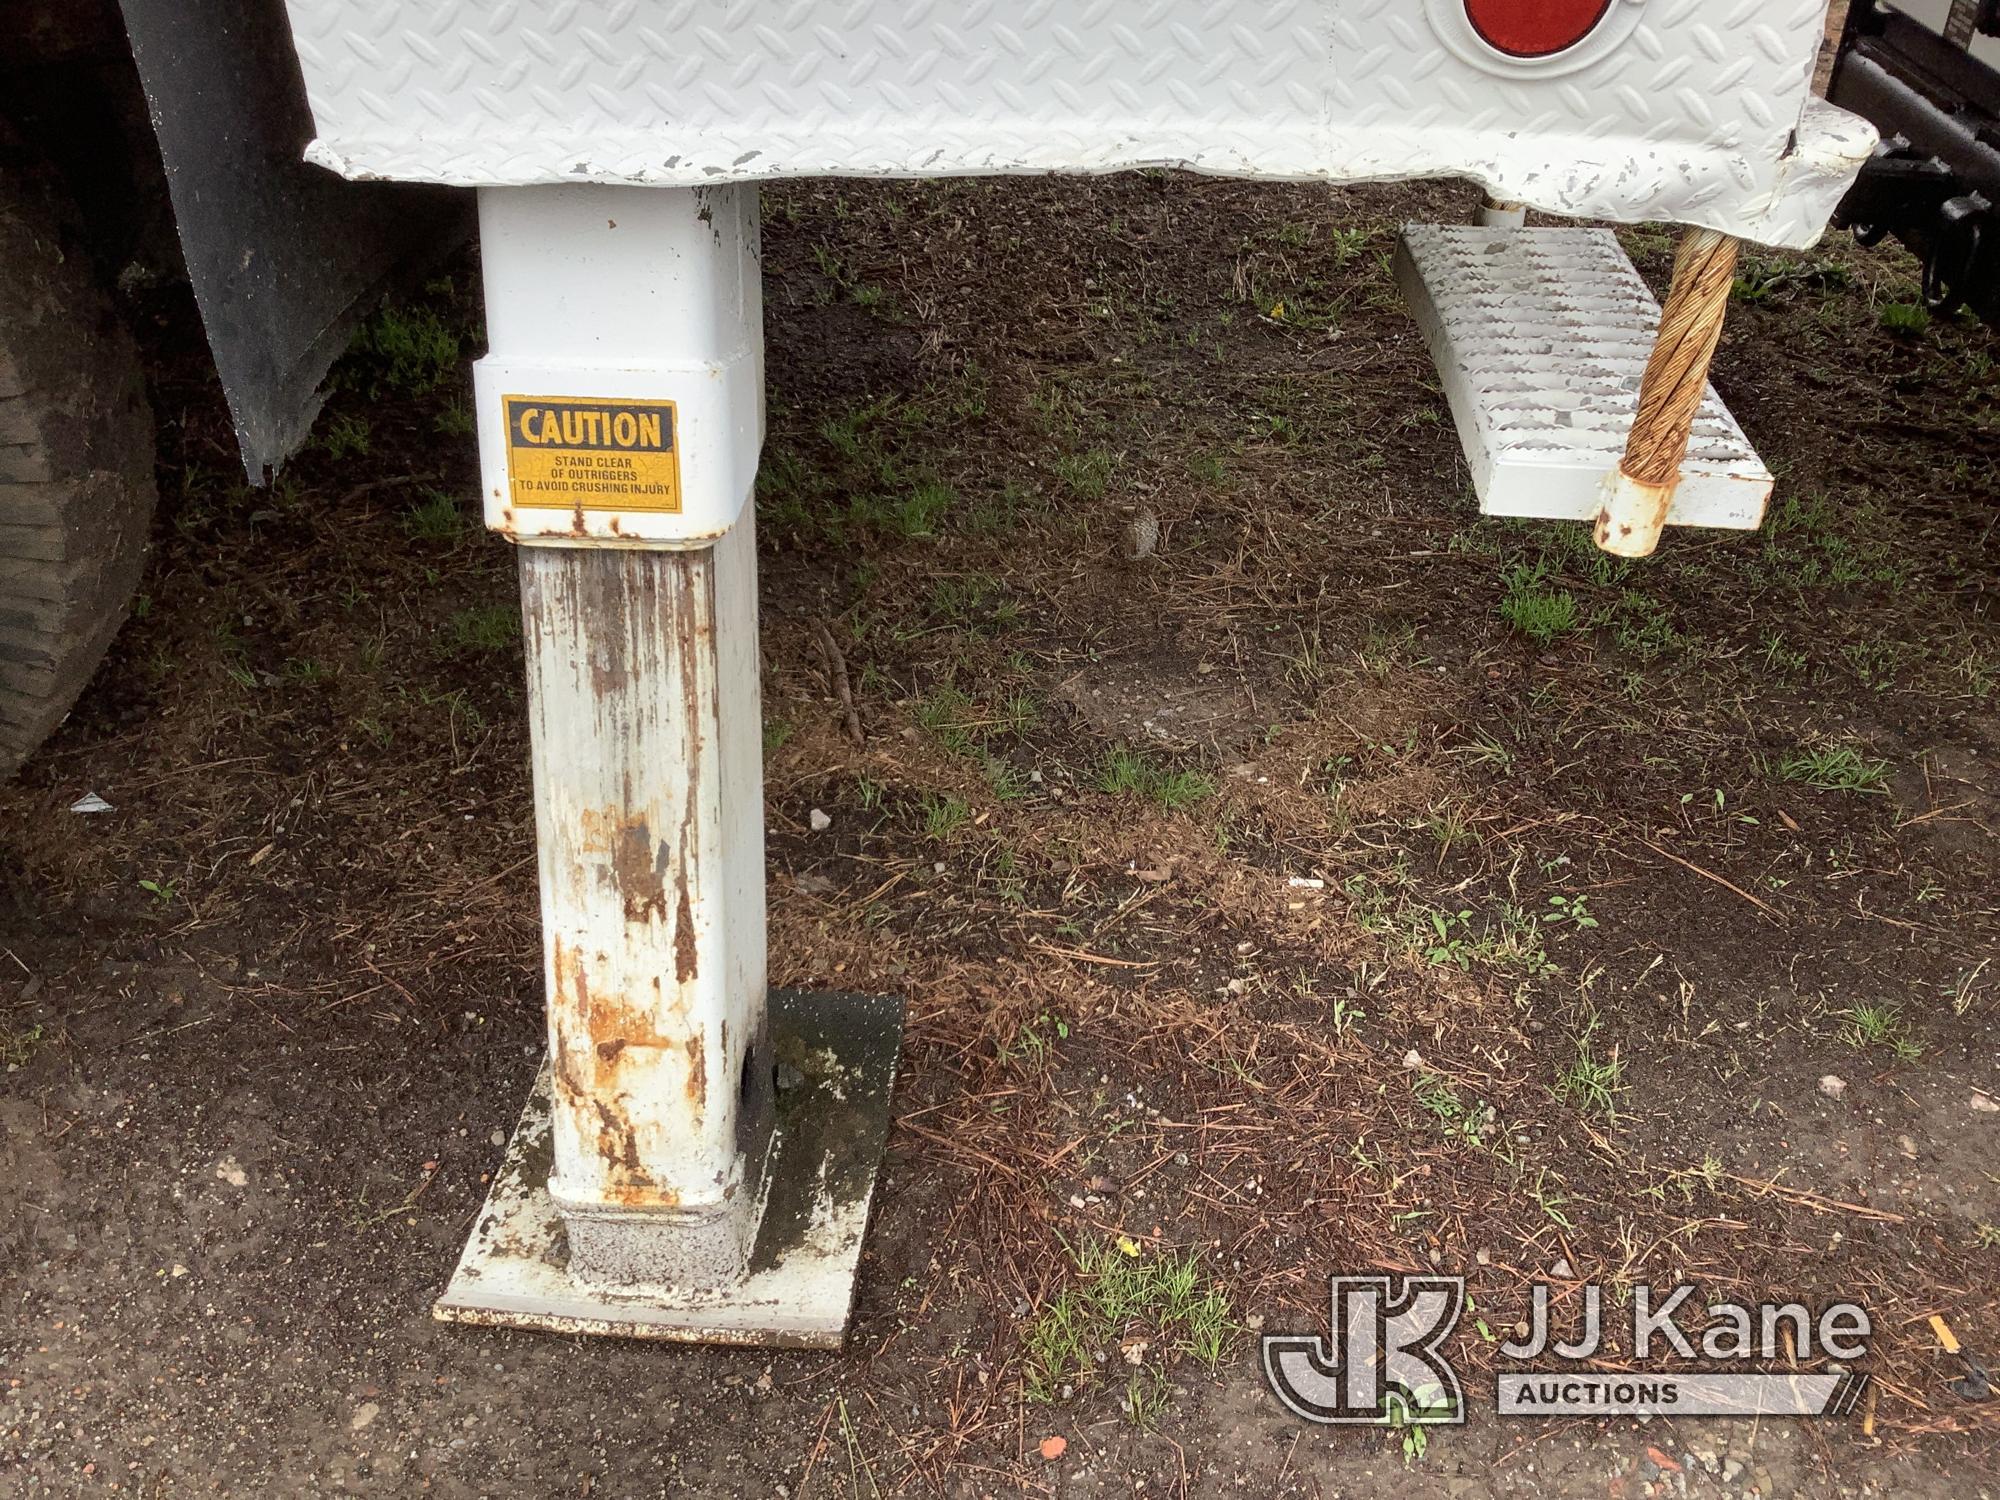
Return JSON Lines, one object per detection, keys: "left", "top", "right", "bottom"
{"left": 685, "top": 1034, "right": 707, "bottom": 1110}
{"left": 673, "top": 874, "right": 698, "bottom": 983}
{"left": 595, "top": 1184, "right": 672, "bottom": 1207}
{"left": 672, "top": 553, "right": 713, "bottom": 987}
{"left": 548, "top": 937, "right": 590, "bottom": 1102}
{"left": 595, "top": 1038, "right": 629, "bottom": 1063}
{"left": 614, "top": 817, "right": 669, "bottom": 925}
{"left": 590, "top": 1095, "right": 644, "bottom": 1174}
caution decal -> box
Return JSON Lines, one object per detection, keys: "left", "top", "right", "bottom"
{"left": 503, "top": 396, "right": 682, "bottom": 513}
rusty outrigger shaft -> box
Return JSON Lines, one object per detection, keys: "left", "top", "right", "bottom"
{"left": 521, "top": 526, "right": 774, "bottom": 1287}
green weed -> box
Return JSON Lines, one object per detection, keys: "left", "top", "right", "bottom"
{"left": 0, "top": 1019, "right": 44, "bottom": 1070}
{"left": 348, "top": 303, "right": 462, "bottom": 397}
{"left": 919, "top": 792, "right": 972, "bottom": 841}
{"left": 448, "top": 605, "right": 519, "bottom": 653}
{"left": 1497, "top": 563, "right": 1579, "bottom": 645}
{"left": 318, "top": 413, "right": 371, "bottom": 459}
{"left": 1777, "top": 744, "right": 1889, "bottom": 794}
{"left": 1554, "top": 1033, "right": 1625, "bottom": 1121}
{"left": 1053, "top": 448, "right": 1116, "bottom": 499}
{"left": 1094, "top": 749, "right": 1215, "bottom": 811}
{"left": 1837, "top": 1001, "right": 1920, "bottom": 1060}
{"left": 1020, "top": 1238, "right": 1238, "bottom": 1404}
{"left": 402, "top": 489, "right": 467, "bottom": 543}
{"left": 1880, "top": 302, "right": 1930, "bottom": 336}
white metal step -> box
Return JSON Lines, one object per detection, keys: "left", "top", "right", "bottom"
{"left": 1394, "top": 225, "right": 1771, "bottom": 532}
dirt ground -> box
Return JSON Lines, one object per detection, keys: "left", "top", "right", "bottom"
{"left": 4, "top": 138, "right": 2000, "bottom": 1500}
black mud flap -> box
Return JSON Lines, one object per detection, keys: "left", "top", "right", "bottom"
{"left": 116, "top": 0, "right": 472, "bottom": 481}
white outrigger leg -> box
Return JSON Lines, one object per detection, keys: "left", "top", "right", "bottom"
{"left": 434, "top": 184, "right": 902, "bottom": 1346}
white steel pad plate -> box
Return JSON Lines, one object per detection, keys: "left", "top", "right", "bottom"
{"left": 279, "top": 2, "right": 1875, "bottom": 248}
{"left": 435, "top": 989, "right": 904, "bottom": 1347}
{"left": 1395, "top": 224, "right": 1772, "bottom": 531}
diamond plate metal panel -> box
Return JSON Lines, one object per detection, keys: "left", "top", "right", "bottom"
{"left": 279, "top": 0, "right": 1873, "bottom": 247}
{"left": 1395, "top": 223, "right": 1771, "bottom": 529}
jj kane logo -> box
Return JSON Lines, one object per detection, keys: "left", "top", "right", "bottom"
{"left": 1265, "top": 1277, "right": 1872, "bottom": 1424}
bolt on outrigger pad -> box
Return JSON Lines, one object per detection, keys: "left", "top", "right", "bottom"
{"left": 434, "top": 184, "right": 903, "bottom": 1344}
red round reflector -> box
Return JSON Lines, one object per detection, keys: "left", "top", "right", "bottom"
{"left": 1463, "top": 0, "right": 1615, "bottom": 58}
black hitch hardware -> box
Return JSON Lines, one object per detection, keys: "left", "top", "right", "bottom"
{"left": 1830, "top": 0, "right": 2000, "bottom": 324}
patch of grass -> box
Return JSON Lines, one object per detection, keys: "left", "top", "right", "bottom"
{"left": 1450, "top": 726, "right": 1515, "bottom": 772}
{"left": 1497, "top": 562, "right": 1579, "bottom": 646}
{"left": 1186, "top": 451, "right": 1230, "bottom": 488}
{"left": 1053, "top": 448, "right": 1116, "bottom": 499}
{"left": 1880, "top": 301, "right": 1931, "bottom": 336}
{"left": 1777, "top": 744, "right": 1889, "bottom": 794}
{"left": 1, "top": 1018, "right": 44, "bottom": 1070}
{"left": 1842, "top": 638, "right": 1901, "bottom": 689}
{"left": 347, "top": 303, "right": 462, "bottom": 398}
{"left": 1411, "top": 1073, "right": 1489, "bottom": 1145}
{"left": 213, "top": 620, "right": 258, "bottom": 690}
{"left": 1554, "top": 1032, "right": 1625, "bottom": 1121}
{"left": 918, "top": 792, "right": 972, "bottom": 841}
{"left": 1343, "top": 874, "right": 1553, "bottom": 977}
{"left": 959, "top": 479, "right": 1036, "bottom": 537}
{"left": 1122, "top": 1368, "right": 1172, "bottom": 1430}
{"left": 1421, "top": 801, "right": 1473, "bottom": 858}
{"left": 763, "top": 396, "right": 978, "bottom": 542}
{"left": 1837, "top": 1001, "right": 1921, "bottom": 1061}
{"left": 913, "top": 683, "right": 978, "bottom": 753}
{"left": 318, "top": 413, "right": 371, "bottom": 459}
{"left": 1745, "top": 492, "right": 1914, "bottom": 595}
{"left": 402, "top": 488, "right": 468, "bottom": 543}
{"left": 886, "top": 480, "right": 955, "bottom": 538}
{"left": 1021, "top": 1238, "right": 1238, "bottom": 1404}
{"left": 995, "top": 690, "right": 1038, "bottom": 737}
{"left": 1094, "top": 748, "right": 1215, "bottom": 811}
{"left": 1283, "top": 629, "right": 1333, "bottom": 695}
{"left": 1760, "top": 630, "right": 1807, "bottom": 673}
{"left": 448, "top": 605, "right": 519, "bottom": 653}
{"left": 1731, "top": 254, "right": 1851, "bottom": 306}
{"left": 1597, "top": 589, "right": 1687, "bottom": 661}
{"left": 1022, "top": 1286, "right": 1096, "bottom": 1402}
{"left": 283, "top": 656, "right": 335, "bottom": 687}
{"left": 927, "top": 573, "right": 1021, "bottom": 633}
{"left": 1359, "top": 622, "right": 1422, "bottom": 682}
{"left": 998, "top": 1010, "right": 1069, "bottom": 1068}
{"left": 433, "top": 398, "right": 476, "bottom": 438}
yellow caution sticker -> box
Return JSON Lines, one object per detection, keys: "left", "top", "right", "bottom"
{"left": 503, "top": 395, "right": 682, "bottom": 513}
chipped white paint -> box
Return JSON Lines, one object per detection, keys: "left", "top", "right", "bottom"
{"left": 279, "top": 0, "right": 1874, "bottom": 248}
{"left": 1394, "top": 224, "right": 1772, "bottom": 530}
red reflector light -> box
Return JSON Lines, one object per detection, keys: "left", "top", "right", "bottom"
{"left": 1463, "top": 0, "right": 1615, "bottom": 58}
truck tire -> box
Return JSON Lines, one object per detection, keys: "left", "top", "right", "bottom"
{"left": 0, "top": 162, "right": 156, "bottom": 780}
